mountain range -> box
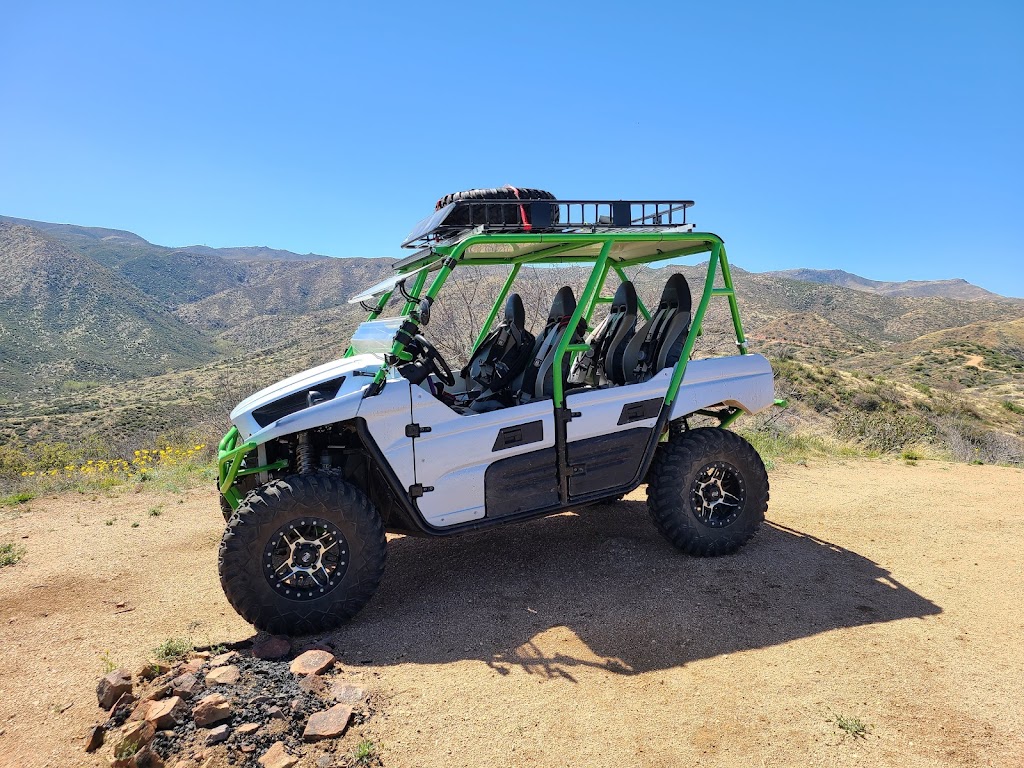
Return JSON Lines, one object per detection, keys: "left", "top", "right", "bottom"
{"left": 1, "top": 215, "right": 1022, "bottom": 457}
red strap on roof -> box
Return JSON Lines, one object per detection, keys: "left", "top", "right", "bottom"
{"left": 505, "top": 184, "right": 532, "bottom": 232}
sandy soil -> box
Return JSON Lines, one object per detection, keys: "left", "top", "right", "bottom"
{"left": 1, "top": 459, "right": 1022, "bottom": 768}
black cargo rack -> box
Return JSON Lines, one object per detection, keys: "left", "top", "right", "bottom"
{"left": 401, "top": 199, "right": 695, "bottom": 249}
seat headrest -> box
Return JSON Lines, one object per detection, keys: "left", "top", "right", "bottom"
{"left": 659, "top": 273, "right": 692, "bottom": 312}
{"left": 504, "top": 293, "right": 526, "bottom": 328}
{"left": 612, "top": 281, "right": 638, "bottom": 315}
{"left": 547, "top": 286, "right": 577, "bottom": 322}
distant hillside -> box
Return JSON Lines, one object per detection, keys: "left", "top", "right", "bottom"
{"left": 0, "top": 216, "right": 335, "bottom": 262}
{"left": 0, "top": 223, "right": 222, "bottom": 395}
{"left": 769, "top": 268, "right": 1011, "bottom": 301}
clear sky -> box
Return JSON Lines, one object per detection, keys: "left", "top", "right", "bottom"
{"left": 1, "top": 2, "right": 1021, "bottom": 294}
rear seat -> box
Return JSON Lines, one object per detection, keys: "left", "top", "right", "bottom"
{"left": 622, "top": 273, "right": 692, "bottom": 382}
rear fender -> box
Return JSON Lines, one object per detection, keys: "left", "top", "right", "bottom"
{"left": 669, "top": 354, "right": 775, "bottom": 419}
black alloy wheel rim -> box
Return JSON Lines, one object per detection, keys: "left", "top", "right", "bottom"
{"left": 263, "top": 517, "right": 349, "bottom": 601}
{"left": 690, "top": 461, "right": 746, "bottom": 528}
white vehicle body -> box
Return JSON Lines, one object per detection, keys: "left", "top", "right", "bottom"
{"left": 228, "top": 351, "right": 774, "bottom": 530}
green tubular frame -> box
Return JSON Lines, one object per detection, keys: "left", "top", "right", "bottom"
{"left": 362, "top": 231, "right": 749, "bottom": 410}
{"left": 217, "top": 426, "right": 289, "bottom": 509}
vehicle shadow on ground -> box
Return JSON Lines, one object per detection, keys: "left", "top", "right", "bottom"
{"left": 310, "top": 501, "right": 940, "bottom": 678}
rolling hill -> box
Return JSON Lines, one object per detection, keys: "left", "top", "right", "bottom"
{"left": 0, "top": 223, "right": 222, "bottom": 395}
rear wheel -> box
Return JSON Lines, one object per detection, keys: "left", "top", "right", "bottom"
{"left": 218, "top": 474, "right": 386, "bottom": 634}
{"left": 647, "top": 428, "right": 768, "bottom": 556}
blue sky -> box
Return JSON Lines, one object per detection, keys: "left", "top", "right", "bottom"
{"left": 1, "top": 2, "right": 1021, "bottom": 294}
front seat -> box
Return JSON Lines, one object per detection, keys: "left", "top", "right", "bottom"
{"left": 569, "top": 281, "right": 638, "bottom": 386}
{"left": 464, "top": 293, "right": 535, "bottom": 412}
{"left": 622, "top": 273, "right": 692, "bottom": 383}
{"left": 516, "top": 286, "right": 586, "bottom": 403}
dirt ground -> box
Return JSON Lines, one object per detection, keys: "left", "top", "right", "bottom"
{"left": 1, "top": 458, "right": 1022, "bottom": 768}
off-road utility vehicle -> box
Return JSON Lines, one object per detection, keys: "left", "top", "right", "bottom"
{"left": 217, "top": 189, "right": 780, "bottom": 634}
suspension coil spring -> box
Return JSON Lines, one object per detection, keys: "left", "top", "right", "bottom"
{"left": 296, "top": 431, "right": 314, "bottom": 475}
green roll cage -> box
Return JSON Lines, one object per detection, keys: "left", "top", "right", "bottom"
{"left": 352, "top": 231, "right": 748, "bottom": 406}
{"left": 219, "top": 228, "right": 776, "bottom": 509}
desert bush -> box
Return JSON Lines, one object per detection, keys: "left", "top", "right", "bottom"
{"left": 931, "top": 415, "right": 1024, "bottom": 464}
{"left": 851, "top": 392, "right": 882, "bottom": 412}
{"left": 833, "top": 411, "right": 932, "bottom": 454}
{"left": 1003, "top": 400, "right": 1024, "bottom": 416}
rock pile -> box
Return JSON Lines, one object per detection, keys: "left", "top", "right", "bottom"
{"left": 87, "top": 641, "right": 376, "bottom": 767}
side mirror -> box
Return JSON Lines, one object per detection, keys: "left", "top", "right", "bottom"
{"left": 418, "top": 297, "right": 433, "bottom": 325}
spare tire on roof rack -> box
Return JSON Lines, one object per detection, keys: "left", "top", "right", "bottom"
{"left": 435, "top": 186, "right": 560, "bottom": 229}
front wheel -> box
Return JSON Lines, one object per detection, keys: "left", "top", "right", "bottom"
{"left": 647, "top": 428, "right": 768, "bottom": 556}
{"left": 218, "top": 474, "right": 387, "bottom": 635}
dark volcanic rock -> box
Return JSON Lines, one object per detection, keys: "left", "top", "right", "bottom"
{"left": 106, "top": 692, "right": 137, "bottom": 726}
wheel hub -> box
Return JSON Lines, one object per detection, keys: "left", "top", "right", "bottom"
{"left": 263, "top": 517, "right": 349, "bottom": 601}
{"left": 690, "top": 461, "right": 745, "bottom": 528}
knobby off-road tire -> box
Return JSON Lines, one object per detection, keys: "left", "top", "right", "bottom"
{"left": 435, "top": 187, "right": 558, "bottom": 228}
{"left": 647, "top": 428, "right": 768, "bottom": 556}
{"left": 218, "top": 474, "right": 386, "bottom": 635}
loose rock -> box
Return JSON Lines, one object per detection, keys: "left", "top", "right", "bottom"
{"left": 193, "top": 693, "right": 232, "bottom": 727}
{"left": 179, "top": 658, "right": 204, "bottom": 675}
{"left": 251, "top": 637, "right": 291, "bottom": 660}
{"left": 128, "top": 701, "right": 154, "bottom": 722}
{"left": 257, "top": 741, "right": 298, "bottom": 768}
{"left": 137, "top": 661, "right": 171, "bottom": 681}
{"left": 84, "top": 724, "right": 104, "bottom": 752}
{"left": 170, "top": 672, "right": 200, "bottom": 699}
{"left": 265, "top": 705, "right": 287, "bottom": 720}
{"left": 330, "top": 682, "right": 367, "bottom": 705}
{"left": 131, "top": 744, "right": 165, "bottom": 768}
{"left": 117, "top": 719, "right": 155, "bottom": 753}
{"left": 205, "top": 664, "right": 240, "bottom": 686}
{"left": 236, "top": 723, "right": 260, "bottom": 735}
{"left": 205, "top": 724, "right": 230, "bottom": 745}
{"left": 97, "top": 669, "right": 133, "bottom": 709}
{"left": 302, "top": 703, "right": 352, "bottom": 741}
{"left": 289, "top": 650, "right": 334, "bottom": 676}
{"left": 146, "top": 696, "right": 187, "bottom": 729}
{"left": 297, "top": 674, "right": 325, "bottom": 695}
{"left": 209, "top": 651, "right": 237, "bottom": 666}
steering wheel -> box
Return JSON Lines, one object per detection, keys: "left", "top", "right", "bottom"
{"left": 412, "top": 334, "right": 455, "bottom": 386}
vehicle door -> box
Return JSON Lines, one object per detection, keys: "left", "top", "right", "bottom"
{"left": 562, "top": 370, "right": 670, "bottom": 498}
{"left": 407, "top": 386, "right": 557, "bottom": 528}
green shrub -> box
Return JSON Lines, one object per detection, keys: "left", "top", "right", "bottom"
{"left": 0, "top": 543, "right": 26, "bottom": 567}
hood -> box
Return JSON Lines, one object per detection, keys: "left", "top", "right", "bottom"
{"left": 230, "top": 353, "right": 384, "bottom": 439}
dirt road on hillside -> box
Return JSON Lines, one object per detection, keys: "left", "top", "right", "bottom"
{"left": 1, "top": 460, "right": 1022, "bottom": 768}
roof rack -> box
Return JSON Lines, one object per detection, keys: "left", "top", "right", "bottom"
{"left": 401, "top": 198, "right": 695, "bottom": 249}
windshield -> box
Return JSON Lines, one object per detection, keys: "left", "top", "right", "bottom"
{"left": 348, "top": 262, "right": 433, "bottom": 305}
{"left": 348, "top": 316, "right": 407, "bottom": 354}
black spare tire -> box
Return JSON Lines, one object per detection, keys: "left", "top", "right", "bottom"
{"left": 435, "top": 187, "right": 559, "bottom": 229}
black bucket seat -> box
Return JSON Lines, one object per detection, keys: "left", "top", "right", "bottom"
{"left": 622, "top": 274, "right": 692, "bottom": 383}
{"left": 516, "top": 286, "right": 586, "bottom": 403}
{"left": 463, "top": 293, "right": 535, "bottom": 412}
{"left": 569, "top": 281, "right": 638, "bottom": 387}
